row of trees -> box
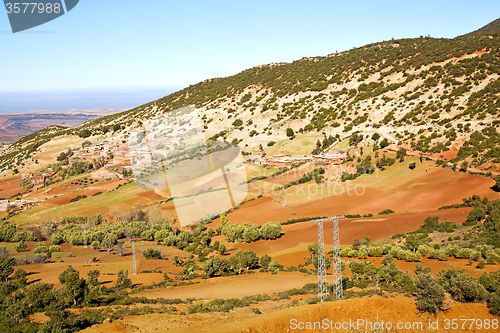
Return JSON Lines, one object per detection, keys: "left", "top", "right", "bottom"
{"left": 202, "top": 251, "right": 280, "bottom": 277}
{"left": 220, "top": 220, "right": 282, "bottom": 243}
{"left": 340, "top": 240, "right": 500, "bottom": 264}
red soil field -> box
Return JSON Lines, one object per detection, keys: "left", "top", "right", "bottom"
{"left": 135, "top": 190, "right": 164, "bottom": 201}
{"left": 22, "top": 248, "right": 188, "bottom": 289}
{"left": 224, "top": 167, "right": 499, "bottom": 227}
{"left": 0, "top": 176, "right": 25, "bottom": 199}
{"left": 44, "top": 188, "right": 107, "bottom": 205}
{"left": 135, "top": 272, "right": 318, "bottom": 301}
{"left": 78, "top": 294, "right": 498, "bottom": 333}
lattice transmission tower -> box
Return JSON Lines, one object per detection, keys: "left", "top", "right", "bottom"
{"left": 83, "top": 226, "right": 87, "bottom": 248}
{"left": 311, "top": 215, "right": 345, "bottom": 301}
{"left": 331, "top": 215, "right": 344, "bottom": 300}
{"left": 126, "top": 235, "right": 141, "bottom": 276}
{"left": 311, "top": 219, "right": 328, "bottom": 301}
{"left": 131, "top": 239, "right": 137, "bottom": 275}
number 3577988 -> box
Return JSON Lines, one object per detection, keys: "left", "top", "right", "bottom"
{"left": 5, "top": 3, "right": 61, "bottom": 14}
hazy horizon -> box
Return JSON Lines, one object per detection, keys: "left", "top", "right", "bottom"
{"left": 0, "top": 88, "right": 182, "bottom": 113}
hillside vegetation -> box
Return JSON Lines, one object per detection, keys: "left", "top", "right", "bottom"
{"left": 3, "top": 29, "right": 500, "bottom": 173}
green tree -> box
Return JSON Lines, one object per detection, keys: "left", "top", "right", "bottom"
{"left": 58, "top": 266, "right": 85, "bottom": 307}
{"left": 12, "top": 268, "right": 27, "bottom": 288}
{"left": 423, "top": 215, "right": 438, "bottom": 228}
{"left": 379, "top": 138, "right": 390, "bottom": 149}
{"left": 381, "top": 254, "right": 393, "bottom": 265}
{"left": 242, "top": 250, "right": 260, "bottom": 269}
{"left": 0, "top": 257, "right": 16, "bottom": 282}
{"left": 56, "top": 151, "right": 68, "bottom": 162}
{"left": 24, "top": 281, "right": 55, "bottom": 312}
{"left": 467, "top": 207, "right": 486, "bottom": 222}
{"left": 494, "top": 175, "right": 500, "bottom": 192}
{"left": 142, "top": 247, "right": 161, "bottom": 259}
{"left": 308, "top": 243, "right": 319, "bottom": 256}
{"left": 91, "top": 240, "right": 100, "bottom": 250}
{"left": 396, "top": 148, "right": 407, "bottom": 162}
{"left": 85, "top": 269, "right": 101, "bottom": 304}
{"left": 115, "top": 269, "right": 133, "bottom": 288}
{"left": 488, "top": 290, "right": 500, "bottom": 315}
{"left": 286, "top": 128, "right": 295, "bottom": 137}
{"left": 479, "top": 272, "right": 500, "bottom": 292}
{"left": 78, "top": 129, "right": 91, "bottom": 138}
{"left": 259, "top": 222, "right": 282, "bottom": 240}
{"left": 414, "top": 273, "right": 445, "bottom": 313}
{"left": 405, "top": 234, "right": 421, "bottom": 252}
{"left": 460, "top": 161, "right": 468, "bottom": 172}
{"left": 440, "top": 271, "right": 488, "bottom": 303}
{"left": 268, "top": 260, "right": 282, "bottom": 274}
{"left": 202, "top": 258, "right": 223, "bottom": 277}
{"left": 50, "top": 231, "right": 64, "bottom": 245}
{"left": 260, "top": 254, "right": 272, "bottom": 269}
{"left": 14, "top": 240, "right": 27, "bottom": 252}
{"left": 33, "top": 243, "right": 48, "bottom": 254}
{"left": 101, "top": 233, "right": 118, "bottom": 254}
{"left": 218, "top": 243, "right": 226, "bottom": 255}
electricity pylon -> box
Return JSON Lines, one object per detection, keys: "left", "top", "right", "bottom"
{"left": 311, "top": 219, "right": 327, "bottom": 301}
{"left": 125, "top": 233, "right": 141, "bottom": 275}
{"left": 131, "top": 238, "right": 137, "bottom": 275}
{"left": 331, "top": 215, "right": 344, "bottom": 300}
{"left": 311, "top": 215, "right": 345, "bottom": 301}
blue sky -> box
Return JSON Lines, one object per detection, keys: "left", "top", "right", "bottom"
{"left": 1, "top": 0, "right": 499, "bottom": 93}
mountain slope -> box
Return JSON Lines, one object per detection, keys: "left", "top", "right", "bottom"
{"left": 3, "top": 28, "right": 500, "bottom": 174}
{"left": 460, "top": 18, "right": 500, "bottom": 37}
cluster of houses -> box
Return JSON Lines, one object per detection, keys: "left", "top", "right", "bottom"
{"left": 72, "top": 140, "right": 129, "bottom": 165}
{"left": 21, "top": 172, "right": 56, "bottom": 187}
{"left": 0, "top": 199, "right": 39, "bottom": 211}
{"left": 249, "top": 152, "right": 347, "bottom": 168}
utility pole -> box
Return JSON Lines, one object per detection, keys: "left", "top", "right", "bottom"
{"left": 132, "top": 239, "right": 137, "bottom": 275}
{"left": 83, "top": 226, "right": 87, "bottom": 248}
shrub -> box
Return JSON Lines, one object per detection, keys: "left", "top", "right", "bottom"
{"left": 259, "top": 222, "right": 282, "bottom": 240}
{"left": 91, "top": 240, "right": 100, "bottom": 250}
{"left": 49, "top": 245, "right": 61, "bottom": 252}
{"left": 378, "top": 209, "right": 395, "bottom": 215}
{"left": 488, "top": 290, "right": 500, "bottom": 315}
{"left": 50, "top": 231, "right": 64, "bottom": 245}
{"left": 268, "top": 260, "right": 282, "bottom": 274}
{"left": 15, "top": 240, "right": 27, "bottom": 252}
{"left": 414, "top": 273, "right": 445, "bottom": 313}
{"left": 143, "top": 248, "right": 162, "bottom": 259}
{"left": 467, "top": 207, "right": 486, "bottom": 222}
{"left": 115, "top": 270, "right": 133, "bottom": 288}
{"left": 33, "top": 243, "right": 48, "bottom": 254}
{"left": 286, "top": 128, "right": 294, "bottom": 137}
{"left": 260, "top": 254, "right": 271, "bottom": 269}
{"left": 438, "top": 270, "right": 488, "bottom": 303}
{"left": 78, "top": 129, "right": 91, "bottom": 138}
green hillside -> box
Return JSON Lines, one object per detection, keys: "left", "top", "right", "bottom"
{"left": 3, "top": 26, "right": 500, "bottom": 173}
